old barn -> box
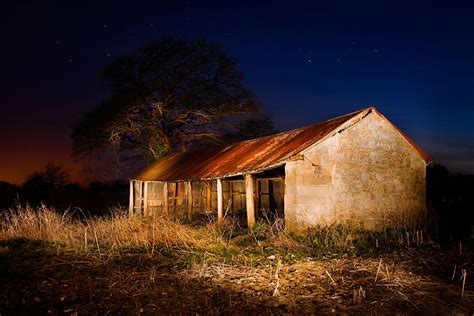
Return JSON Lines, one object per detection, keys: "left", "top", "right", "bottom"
{"left": 129, "top": 107, "right": 432, "bottom": 231}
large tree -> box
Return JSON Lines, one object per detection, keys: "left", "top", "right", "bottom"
{"left": 71, "top": 37, "right": 273, "bottom": 164}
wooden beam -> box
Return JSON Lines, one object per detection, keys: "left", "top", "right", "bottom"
{"left": 206, "top": 180, "right": 211, "bottom": 211}
{"left": 163, "top": 182, "right": 169, "bottom": 215}
{"left": 129, "top": 180, "right": 134, "bottom": 217}
{"left": 245, "top": 174, "right": 256, "bottom": 228}
{"left": 217, "top": 178, "right": 223, "bottom": 224}
{"left": 143, "top": 181, "right": 149, "bottom": 216}
{"left": 187, "top": 181, "right": 193, "bottom": 221}
{"left": 257, "top": 177, "right": 284, "bottom": 181}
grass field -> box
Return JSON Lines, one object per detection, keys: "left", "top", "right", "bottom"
{"left": 1, "top": 206, "right": 473, "bottom": 314}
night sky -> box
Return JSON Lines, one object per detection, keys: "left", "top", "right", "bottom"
{"left": 1, "top": 0, "right": 473, "bottom": 184}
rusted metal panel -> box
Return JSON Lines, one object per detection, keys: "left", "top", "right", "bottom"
{"left": 133, "top": 107, "right": 432, "bottom": 182}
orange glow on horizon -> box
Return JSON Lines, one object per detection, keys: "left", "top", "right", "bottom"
{"left": 0, "top": 137, "right": 85, "bottom": 185}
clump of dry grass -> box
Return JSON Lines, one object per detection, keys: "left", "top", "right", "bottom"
{"left": 0, "top": 205, "right": 209, "bottom": 258}
{"left": 1, "top": 205, "right": 78, "bottom": 243}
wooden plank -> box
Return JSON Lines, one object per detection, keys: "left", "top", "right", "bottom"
{"left": 257, "top": 177, "right": 284, "bottom": 181}
{"left": 229, "top": 181, "right": 233, "bottom": 213}
{"left": 268, "top": 180, "right": 276, "bottom": 212}
{"left": 138, "top": 181, "right": 143, "bottom": 215}
{"left": 245, "top": 174, "right": 256, "bottom": 227}
{"left": 129, "top": 180, "right": 134, "bottom": 216}
{"left": 133, "top": 181, "right": 139, "bottom": 212}
{"left": 187, "top": 181, "right": 193, "bottom": 220}
{"left": 163, "top": 182, "right": 169, "bottom": 215}
{"left": 230, "top": 191, "right": 247, "bottom": 194}
{"left": 143, "top": 181, "right": 149, "bottom": 216}
{"left": 206, "top": 181, "right": 211, "bottom": 211}
{"left": 217, "top": 178, "right": 223, "bottom": 224}
{"left": 172, "top": 182, "right": 178, "bottom": 211}
{"left": 256, "top": 178, "right": 261, "bottom": 213}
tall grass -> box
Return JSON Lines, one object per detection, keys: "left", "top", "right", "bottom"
{"left": 0, "top": 205, "right": 205, "bottom": 257}
{"left": 0, "top": 205, "right": 428, "bottom": 264}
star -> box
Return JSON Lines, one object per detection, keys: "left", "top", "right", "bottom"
{"left": 374, "top": 49, "right": 379, "bottom": 53}
{"left": 106, "top": 53, "right": 111, "bottom": 57}
{"left": 307, "top": 59, "right": 312, "bottom": 63}
{"left": 68, "top": 58, "right": 73, "bottom": 62}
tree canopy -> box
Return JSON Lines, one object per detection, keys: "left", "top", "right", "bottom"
{"left": 71, "top": 37, "right": 274, "bottom": 164}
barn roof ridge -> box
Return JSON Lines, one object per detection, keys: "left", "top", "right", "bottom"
{"left": 221, "top": 107, "right": 373, "bottom": 148}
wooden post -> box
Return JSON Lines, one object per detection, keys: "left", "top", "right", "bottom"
{"left": 129, "top": 180, "right": 134, "bottom": 217}
{"left": 138, "top": 181, "right": 143, "bottom": 215}
{"left": 217, "top": 178, "right": 223, "bottom": 224}
{"left": 187, "top": 181, "right": 193, "bottom": 220}
{"left": 245, "top": 174, "right": 256, "bottom": 228}
{"left": 143, "top": 181, "right": 149, "bottom": 216}
{"left": 206, "top": 180, "right": 212, "bottom": 211}
{"left": 163, "top": 181, "right": 169, "bottom": 215}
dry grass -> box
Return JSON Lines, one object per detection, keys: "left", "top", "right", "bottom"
{"left": 1, "top": 205, "right": 473, "bottom": 314}
{"left": 0, "top": 205, "right": 302, "bottom": 270}
{"left": 0, "top": 205, "right": 428, "bottom": 260}
{"left": 0, "top": 205, "right": 207, "bottom": 257}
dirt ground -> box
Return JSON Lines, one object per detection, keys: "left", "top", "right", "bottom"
{"left": 1, "top": 242, "right": 474, "bottom": 315}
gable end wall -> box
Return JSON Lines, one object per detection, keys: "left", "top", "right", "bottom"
{"left": 284, "top": 112, "right": 426, "bottom": 231}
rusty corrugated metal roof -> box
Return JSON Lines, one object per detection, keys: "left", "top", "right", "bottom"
{"left": 133, "top": 107, "right": 431, "bottom": 181}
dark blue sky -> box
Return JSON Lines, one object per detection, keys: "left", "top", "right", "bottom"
{"left": 1, "top": 0, "right": 473, "bottom": 183}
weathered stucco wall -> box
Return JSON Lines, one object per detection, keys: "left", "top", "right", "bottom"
{"left": 284, "top": 112, "right": 427, "bottom": 231}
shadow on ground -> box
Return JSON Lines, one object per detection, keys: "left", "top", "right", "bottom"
{"left": 1, "top": 239, "right": 473, "bottom": 315}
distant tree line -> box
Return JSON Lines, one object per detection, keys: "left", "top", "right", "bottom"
{"left": 0, "top": 162, "right": 128, "bottom": 216}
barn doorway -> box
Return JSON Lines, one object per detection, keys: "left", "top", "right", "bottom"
{"left": 205, "top": 166, "right": 285, "bottom": 227}
{"left": 254, "top": 166, "right": 285, "bottom": 224}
